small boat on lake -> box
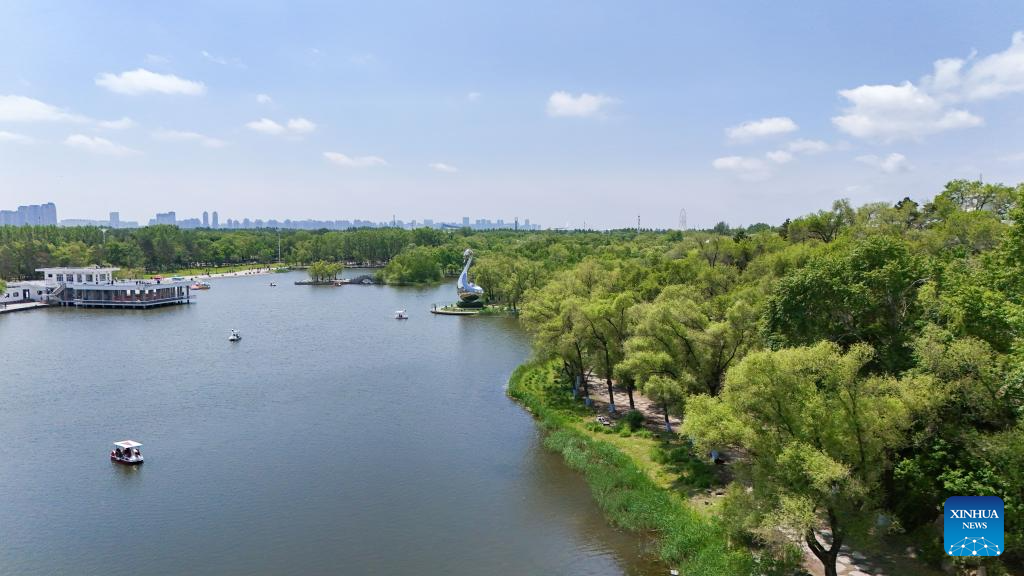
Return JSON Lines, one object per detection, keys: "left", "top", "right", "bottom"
{"left": 110, "top": 440, "right": 144, "bottom": 465}
{"left": 190, "top": 281, "right": 211, "bottom": 290}
{"left": 395, "top": 310, "right": 408, "bottom": 320}
{"left": 269, "top": 282, "right": 277, "bottom": 287}
{"left": 228, "top": 329, "right": 242, "bottom": 342}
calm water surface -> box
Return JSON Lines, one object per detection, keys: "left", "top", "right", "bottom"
{"left": 0, "top": 271, "right": 659, "bottom": 575}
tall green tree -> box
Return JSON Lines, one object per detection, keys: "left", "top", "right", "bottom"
{"left": 682, "top": 342, "right": 941, "bottom": 576}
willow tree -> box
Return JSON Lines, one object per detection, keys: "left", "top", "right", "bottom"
{"left": 520, "top": 285, "right": 591, "bottom": 400}
{"left": 682, "top": 342, "right": 941, "bottom": 576}
{"left": 579, "top": 291, "right": 638, "bottom": 411}
{"left": 616, "top": 285, "right": 758, "bottom": 399}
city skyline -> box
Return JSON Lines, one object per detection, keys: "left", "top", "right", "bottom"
{"left": 0, "top": 200, "right": 545, "bottom": 230}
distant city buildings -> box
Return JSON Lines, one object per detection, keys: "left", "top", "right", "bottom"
{"left": 150, "top": 211, "right": 177, "bottom": 226}
{"left": 1, "top": 201, "right": 541, "bottom": 231}
{"left": 145, "top": 209, "right": 542, "bottom": 231}
{"left": 0, "top": 202, "right": 57, "bottom": 226}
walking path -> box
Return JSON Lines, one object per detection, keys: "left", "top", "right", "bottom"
{"left": 582, "top": 375, "right": 939, "bottom": 576}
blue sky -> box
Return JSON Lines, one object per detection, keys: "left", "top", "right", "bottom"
{"left": 2, "top": 1, "right": 1024, "bottom": 228}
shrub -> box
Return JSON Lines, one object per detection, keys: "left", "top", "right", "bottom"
{"left": 624, "top": 409, "right": 645, "bottom": 430}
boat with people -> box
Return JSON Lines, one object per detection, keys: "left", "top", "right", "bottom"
{"left": 395, "top": 309, "right": 408, "bottom": 319}
{"left": 228, "top": 329, "right": 242, "bottom": 342}
{"left": 190, "top": 281, "right": 211, "bottom": 290}
{"left": 110, "top": 440, "right": 144, "bottom": 465}
{"left": 269, "top": 282, "right": 277, "bottom": 287}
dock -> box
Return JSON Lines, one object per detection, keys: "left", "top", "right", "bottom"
{"left": 0, "top": 301, "right": 48, "bottom": 315}
{"left": 429, "top": 306, "right": 482, "bottom": 316}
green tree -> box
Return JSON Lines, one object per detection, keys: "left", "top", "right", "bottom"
{"left": 617, "top": 285, "right": 758, "bottom": 398}
{"left": 642, "top": 374, "right": 687, "bottom": 432}
{"left": 579, "top": 292, "right": 638, "bottom": 410}
{"left": 682, "top": 342, "right": 941, "bottom": 576}
{"left": 766, "top": 235, "right": 928, "bottom": 372}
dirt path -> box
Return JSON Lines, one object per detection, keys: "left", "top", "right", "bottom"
{"left": 581, "top": 374, "right": 682, "bottom": 431}
{"left": 579, "top": 375, "right": 942, "bottom": 576}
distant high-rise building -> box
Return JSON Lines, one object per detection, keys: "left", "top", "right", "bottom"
{"left": 462, "top": 217, "right": 470, "bottom": 227}
{"left": 151, "top": 211, "right": 176, "bottom": 226}
{"left": 41, "top": 203, "right": 57, "bottom": 225}
{"left": 109, "top": 212, "right": 120, "bottom": 228}
{"left": 202, "top": 211, "right": 209, "bottom": 227}
{"left": 212, "top": 211, "right": 219, "bottom": 228}
{"left": 0, "top": 202, "right": 57, "bottom": 226}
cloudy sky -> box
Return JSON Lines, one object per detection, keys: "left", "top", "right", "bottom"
{"left": 2, "top": 1, "right": 1024, "bottom": 229}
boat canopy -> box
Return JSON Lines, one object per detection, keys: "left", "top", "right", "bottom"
{"left": 113, "top": 440, "right": 142, "bottom": 449}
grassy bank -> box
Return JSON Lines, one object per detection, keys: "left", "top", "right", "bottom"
{"left": 507, "top": 361, "right": 755, "bottom": 576}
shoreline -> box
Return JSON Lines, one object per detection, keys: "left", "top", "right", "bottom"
{"left": 506, "top": 360, "right": 752, "bottom": 576}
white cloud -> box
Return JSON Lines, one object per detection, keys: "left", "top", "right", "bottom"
{"left": 833, "top": 82, "right": 982, "bottom": 141}
{"left": 95, "top": 68, "right": 206, "bottom": 96}
{"left": 429, "top": 162, "right": 458, "bottom": 173}
{"left": 256, "top": 93, "right": 273, "bottom": 104}
{"left": 246, "top": 117, "right": 315, "bottom": 136}
{"left": 286, "top": 117, "right": 316, "bottom": 134}
{"left": 0, "top": 131, "right": 31, "bottom": 143}
{"left": 466, "top": 92, "right": 481, "bottom": 102}
{"left": 832, "top": 32, "right": 1024, "bottom": 141}
{"left": 856, "top": 152, "right": 911, "bottom": 173}
{"left": 97, "top": 117, "right": 136, "bottom": 130}
{"left": 711, "top": 156, "right": 771, "bottom": 180}
{"left": 726, "top": 116, "right": 798, "bottom": 142}
{"left": 324, "top": 152, "right": 387, "bottom": 167}
{"left": 64, "top": 134, "right": 140, "bottom": 156}
{"left": 0, "top": 95, "right": 86, "bottom": 122}
{"left": 546, "top": 91, "right": 616, "bottom": 117}
{"left": 246, "top": 118, "right": 285, "bottom": 135}
{"left": 201, "top": 50, "right": 245, "bottom": 68}
{"left": 153, "top": 129, "right": 225, "bottom": 148}
{"left": 787, "top": 139, "right": 831, "bottom": 154}
{"left": 765, "top": 150, "right": 793, "bottom": 164}
{"left": 923, "top": 31, "right": 1024, "bottom": 101}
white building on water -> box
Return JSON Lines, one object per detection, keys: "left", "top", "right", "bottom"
{"left": 35, "top": 266, "right": 192, "bottom": 309}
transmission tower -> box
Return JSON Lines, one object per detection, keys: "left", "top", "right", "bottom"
{"left": 678, "top": 208, "right": 687, "bottom": 231}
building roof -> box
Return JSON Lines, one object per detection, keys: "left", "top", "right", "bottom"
{"left": 37, "top": 266, "right": 119, "bottom": 273}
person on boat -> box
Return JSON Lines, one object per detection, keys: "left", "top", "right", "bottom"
{"left": 115, "top": 447, "right": 123, "bottom": 458}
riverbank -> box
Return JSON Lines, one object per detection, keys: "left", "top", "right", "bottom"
{"left": 507, "top": 361, "right": 756, "bottom": 576}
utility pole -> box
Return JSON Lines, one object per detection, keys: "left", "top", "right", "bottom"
{"left": 637, "top": 214, "right": 641, "bottom": 233}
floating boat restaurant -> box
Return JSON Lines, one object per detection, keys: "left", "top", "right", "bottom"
{"left": 36, "top": 266, "right": 192, "bottom": 309}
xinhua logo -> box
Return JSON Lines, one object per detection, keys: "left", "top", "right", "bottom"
{"left": 944, "top": 496, "right": 1004, "bottom": 557}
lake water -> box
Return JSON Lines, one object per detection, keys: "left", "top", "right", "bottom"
{"left": 0, "top": 271, "right": 659, "bottom": 575}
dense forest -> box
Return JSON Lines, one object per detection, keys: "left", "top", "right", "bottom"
{"left": 2, "top": 179, "right": 1022, "bottom": 574}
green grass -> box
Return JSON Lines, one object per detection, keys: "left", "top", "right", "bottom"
{"left": 508, "top": 361, "right": 754, "bottom": 575}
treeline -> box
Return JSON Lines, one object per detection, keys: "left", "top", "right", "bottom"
{"left": 512, "top": 180, "right": 1024, "bottom": 575}
{"left": 0, "top": 225, "right": 455, "bottom": 278}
